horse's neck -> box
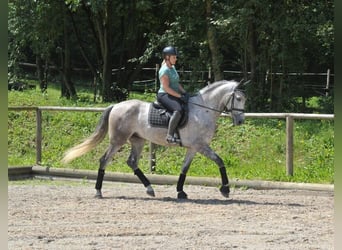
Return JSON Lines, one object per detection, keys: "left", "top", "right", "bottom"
{"left": 200, "top": 82, "right": 235, "bottom": 110}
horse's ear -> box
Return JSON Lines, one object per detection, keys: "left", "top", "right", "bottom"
{"left": 236, "top": 79, "right": 251, "bottom": 89}
{"left": 238, "top": 79, "right": 251, "bottom": 86}
{"left": 242, "top": 80, "right": 251, "bottom": 86}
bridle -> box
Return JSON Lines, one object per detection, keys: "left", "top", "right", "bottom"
{"left": 188, "top": 90, "right": 245, "bottom": 115}
{"left": 223, "top": 90, "right": 245, "bottom": 114}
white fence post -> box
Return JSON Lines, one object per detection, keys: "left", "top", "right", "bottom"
{"left": 36, "top": 108, "right": 42, "bottom": 165}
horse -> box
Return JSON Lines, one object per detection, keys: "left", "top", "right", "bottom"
{"left": 61, "top": 80, "right": 246, "bottom": 199}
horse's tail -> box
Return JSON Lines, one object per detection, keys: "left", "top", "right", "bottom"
{"left": 61, "top": 105, "right": 114, "bottom": 164}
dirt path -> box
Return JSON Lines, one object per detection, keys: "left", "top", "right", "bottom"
{"left": 8, "top": 180, "right": 334, "bottom": 250}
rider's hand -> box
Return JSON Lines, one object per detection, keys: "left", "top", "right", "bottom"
{"left": 180, "top": 93, "right": 190, "bottom": 103}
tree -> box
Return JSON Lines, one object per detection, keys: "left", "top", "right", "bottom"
{"left": 206, "top": 0, "right": 223, "bottom": 81}
{"left": 60, "top": 3, "right": 77, "bottom": 99}
{"left": 8, "top": 0, "right": 78, "bottom": 98}
{"left": 210, "top": 0, "right": 334, "bottom": 111}
{"left": 9, "top": 0, "right": 334, "bottom": 111}
{"left": 67, "top": 0, "right": 154, "bottom": 102}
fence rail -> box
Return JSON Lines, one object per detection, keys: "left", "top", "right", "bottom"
{"left": 8, "top": 106, "right": 334, "bottom": 176}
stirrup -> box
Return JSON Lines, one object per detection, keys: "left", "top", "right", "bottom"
{"left": 166, "top": 135, "right": 181, "bottom": 144}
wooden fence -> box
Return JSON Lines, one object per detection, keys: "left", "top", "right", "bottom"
{"left": 8, "top": 106, "right": 334, "bottom": 176}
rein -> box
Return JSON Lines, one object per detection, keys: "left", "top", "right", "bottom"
{"left": 188, "top": 91, "right": 244, "bottom": 115}
{"left": 187, "top": 101, "right": 224, "bottom": 114}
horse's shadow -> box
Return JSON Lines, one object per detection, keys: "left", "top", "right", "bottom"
{"left": 100, "top": 195, "right": 304, "bottom": 207}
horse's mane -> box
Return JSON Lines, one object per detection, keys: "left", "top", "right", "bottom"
{"left": 199, "top": 80, "right": 238, "bottom": 96}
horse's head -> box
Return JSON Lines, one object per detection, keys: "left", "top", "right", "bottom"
{"left": 198, "top": 80, "right": 246, "bottom": 125}
{"left": 225, "top": 89, "right": 246, "bottom": 126}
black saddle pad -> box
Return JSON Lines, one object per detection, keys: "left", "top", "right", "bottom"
{"left": 148, "top": 103, "right": 188, "bottom": 128}
{"left": 148, "top": 104, "right": 171, "bottom": 128}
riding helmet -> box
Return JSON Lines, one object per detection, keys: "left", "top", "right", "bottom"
{"left": 162, "top": 46, "right": 178, "bottom": 57}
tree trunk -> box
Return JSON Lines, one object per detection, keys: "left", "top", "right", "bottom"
{"left": 95, "top": 0, "right": 113, "bottom": 102}
{"left": 205, "top": 0, "right": 223, "bottom": 82}
{"left": 61, "top": 5, "right": 77, "bottom": 99}
{"left": 68, "top": 7, "right": 99, "bottom": 101}
{"left": 247, "top": 18, "right": 263, "bottom": 111}
{"left": 36, "top": 56, "right": 46, "bottom": 92}
{"left": 248, "top": 20, "right": 257, "bottom": 84}
{"left": 101, "top": 33, "right": 112, "bottom": 102}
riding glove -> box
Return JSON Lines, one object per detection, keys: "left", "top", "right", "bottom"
{"left": 180, "top": 93, "right": 190, "bottom": 103}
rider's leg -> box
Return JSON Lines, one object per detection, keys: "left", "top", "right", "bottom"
{"left": 166, "top": 110, "right": 182, "bottom": 143}
{"left": 157, "top": 93, "right": 183, "bottom": 144}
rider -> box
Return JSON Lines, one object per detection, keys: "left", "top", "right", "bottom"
{"left": 157, "top": 46, "right": 189, "bottom": 144}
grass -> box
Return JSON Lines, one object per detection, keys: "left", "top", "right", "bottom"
{"left": 8, "top": 81, "right": 334, "bottom": 184}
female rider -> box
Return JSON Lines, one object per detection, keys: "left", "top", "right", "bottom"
{"left": 157, "top": 46, "right": 189, "bottom": 144}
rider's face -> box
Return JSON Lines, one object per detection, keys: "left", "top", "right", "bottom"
{"left": 169, "top": 55, "right": 177, "bottom": 65}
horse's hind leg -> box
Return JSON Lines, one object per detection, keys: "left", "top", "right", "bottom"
{"left": 127, "top": 136, "right": 155, "bottom": 197}
{"left": 95, "top": 143, "right": 121, "bottom": 198}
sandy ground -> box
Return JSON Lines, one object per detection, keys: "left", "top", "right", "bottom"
{"left": 8, "top": 179, "right": 334, "bottom": 250}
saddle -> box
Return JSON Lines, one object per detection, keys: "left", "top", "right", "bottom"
{"left": 148, "top": 101, "right": 188, "bottom": 129}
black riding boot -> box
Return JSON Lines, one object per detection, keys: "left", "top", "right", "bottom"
{"left": 166, "top": 111, "right": 182, "bottom": 144}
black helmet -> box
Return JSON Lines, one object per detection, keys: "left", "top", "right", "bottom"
{"left": 162, "top": 46, "right": 178, "bottom": 57}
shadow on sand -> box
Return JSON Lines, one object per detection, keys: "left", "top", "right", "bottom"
{"left": 98, "top": 194, "right": 304, "bottom": 207}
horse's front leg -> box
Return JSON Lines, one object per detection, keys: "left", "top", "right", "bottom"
{"left": 198, "top": 145, "right": 230, "bottom": 198}
{"left": 176, "top": 149, "right": 197, "bottom": 199}
{"left": 133, "top": 168, "right": 155, "bottom": 197}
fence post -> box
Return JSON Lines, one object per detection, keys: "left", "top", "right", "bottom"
{"left": 286, "top": 115, "right": 294, "bottom": 176}
{"left": 36, "top": 108, "right": 42, "bottom": 165}
{"left": 149, "top": 142, "right": 156, "bottom": 172}
{"left": 155, "top": 64, "right": 160, "bottom": 92}
{"left": 208, "top": 66, "right": 211, "bottom": 84}
{"left": 325, "top": 68, "right": 330, "bottom": 96}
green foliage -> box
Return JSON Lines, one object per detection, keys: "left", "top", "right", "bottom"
{"left": 8, "top": 0, "right": 334, "bottom": 111}
{"left": 8, "top": 85, "right": 334, "bottom": 184}
{"left": 305, "top": 96, "right": 334, "bottom": 114}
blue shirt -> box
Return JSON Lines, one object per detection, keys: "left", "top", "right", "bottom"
{"left": 158, "top": 64, "right": 180, "bottom": 94}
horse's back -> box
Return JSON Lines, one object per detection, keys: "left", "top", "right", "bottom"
{"left": 113, "top": 99, "right": 149, "bottom": 114}
{"left": 109, "top": 99, "right": 150, "bottom": 128}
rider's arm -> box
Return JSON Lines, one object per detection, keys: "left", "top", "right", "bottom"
{"left": 178, "top": 84, "right": 186, "bottom": 95}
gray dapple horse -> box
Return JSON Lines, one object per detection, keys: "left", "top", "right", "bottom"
{"left": 62, "top": 80, "right": 246, "bottom": 199}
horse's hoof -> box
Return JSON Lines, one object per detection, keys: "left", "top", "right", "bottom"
{"left": 177, "top": 191, "right": 188, "bottom": 199}
{"left": 146, "top": 185, "right": 155, "bottom": 197}
{"left": 94, "top": 194, "right": 103, "bottom": 199}
{"left": 95, "top": 190, "right": 103, "bottom": 199}
{"left": 146, "top": 189, "right": 155, "bottom": 197}
{"left": 219, "top": 185, "right": 230, "bottom": 198}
